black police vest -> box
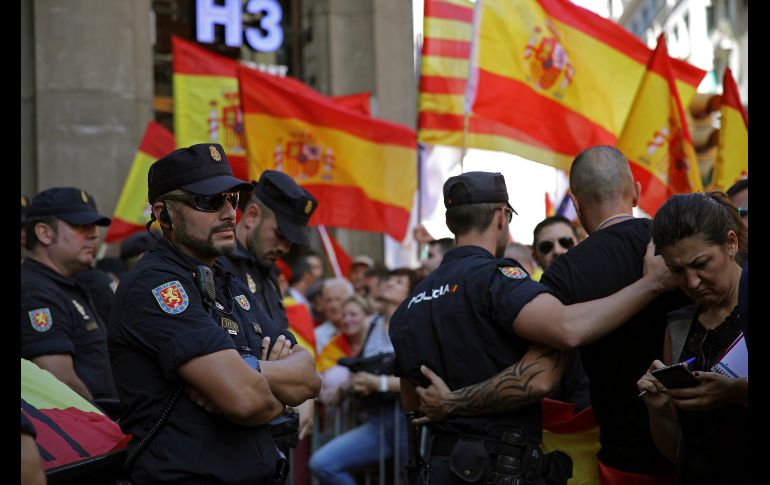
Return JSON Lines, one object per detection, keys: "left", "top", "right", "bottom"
{"left": 392, "top": 246, "right": 542, "bottom": 443}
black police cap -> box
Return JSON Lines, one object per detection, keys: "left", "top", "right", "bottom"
{"left": 25, "top": 187, "right": 111, "bottom": 226}
{"left": 120, "top": 231, "right": 159, "bottom": 261}
{"left": 443, "top": 171, "right": 517, "bottom": 214}
{"left": 253, "top": 170, "right": 318, "bottom": 246}
{"left": 147, "top": 143, "right": 253, "bottom": 202}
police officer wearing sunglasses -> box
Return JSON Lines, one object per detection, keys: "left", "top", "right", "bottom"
{"left": 108, "top": 143, "right": 320, "bottom": 484}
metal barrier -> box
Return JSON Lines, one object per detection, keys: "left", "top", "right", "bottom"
{"left": 308, "top": 396, "right": 404, "bottom": 485}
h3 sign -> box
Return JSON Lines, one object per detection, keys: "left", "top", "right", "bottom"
{"left": 196, "top": 0, "right": 284, "bottom": 52}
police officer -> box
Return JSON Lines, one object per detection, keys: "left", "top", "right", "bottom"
{"left": 219, "top": 170, "right": 318, "bottom": 330}
{"left": 21, "top": 187, "right": 119, "bottom": 408}
{"left": 218, "top": 170, "right": 319, "bottom": 465}
{"left": 390, "top": 172, "right": 673, "bottom": 484}
{"left": 108, "top": 143, "right": 320, "bottom": 484}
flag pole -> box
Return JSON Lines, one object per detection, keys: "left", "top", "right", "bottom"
{"left": 460, "top": 112, "right": 469, "bottom": 173}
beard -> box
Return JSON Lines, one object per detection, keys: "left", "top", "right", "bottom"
{"left": 173, "top": 213, "right": 236, "bottom": 260}
{"left": 247, "top": 219, "right": 285, "bottom": 269}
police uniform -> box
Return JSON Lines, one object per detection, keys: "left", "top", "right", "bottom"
{"left": 20, "top": 188, "right": 118, "bottom": 403}
{"left": 110, "top": 240, "right": 294, "bottom": 483}
{"left": 219, "top": 170, "right": 318, "bottom": 331}
{"left": 219, "top": 240, "right": 289, "bottom": 329}
{"left": 108, "top": 144, "right": 293, "bottom": 484}
{"left": 389, "top": 172, "right": 559, "bottom": 484}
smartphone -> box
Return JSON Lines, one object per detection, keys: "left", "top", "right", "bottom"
{"left": 651, "top": 363, "right": 699, "bottom": 389}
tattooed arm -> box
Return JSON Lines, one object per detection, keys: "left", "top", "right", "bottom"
{"left": 413, "top": 344, "right": 569, "bottom": 425}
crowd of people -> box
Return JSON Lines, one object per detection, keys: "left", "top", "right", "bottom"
{"left": 20, "top": 142, "right": 748, "bottom": 484}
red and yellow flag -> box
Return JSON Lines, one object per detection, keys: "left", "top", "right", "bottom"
{"left": 332, "top": 92, "right": 372, "bottom": 117}
{"left": 466, "top": 0, "right": 705, "bottom": 170}
{"left": 541, "top": 398, "right": 600, "bottom": 485}
{"left": 238, "top": 66, "right": 417, "bottom": 241}
{"left": 316, "top": 334, "right": 352, "bottom": 373}
{"left": 284, "top": 295, "right": 317, "bottom": 359}
{"left": 714, "top": 68, "right": 748, "bottom": 190}
{"left": 173, "top": 35, "right": 380, "bottom": 182}
{"left": 104, "top": 121, "right": 175, "bottom": 243}
{"left": 172, "top": 36, "right": 249, "bottom": 181}
{"left": 617, "top": 35, "right": 702, "bottom": 216}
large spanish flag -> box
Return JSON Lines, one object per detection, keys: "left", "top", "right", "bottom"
{"left": 714, "top": 68, "right": 748, "bottom": 191}
{"left": 21, "top": 359, "right": 129, "bottom": 470}
{"left": 467, "top": 0, "right": 705, "bottom": 170}
{"left": 104, "top": 121, "right": 175, "bottom": 243}
{"left": 173, "top": 36, "right": 250, "bottom": 181}
{"left": 239, "top": 66, "right": 417, "bottom": 241}
{"left": 617, "top": 35, "right": 702, "bottom": 216}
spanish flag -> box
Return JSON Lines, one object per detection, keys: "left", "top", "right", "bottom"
{"left": 21, "top": 359, "right": 129, "bottom": 470}
{"left": 617, "top": 35, "right": 702, "bottom": 216}
{"left": 316, "top": 335, "right": 352, "bottom": 373}
{"left": 714, "top": 68, "right": 748, "bottom": 191}
{"left": 467, "top": 0, "right": 705, "bottom": 170}
{"left": 172, "top": 36, "right": 250, "bottom": 181}
{"left": 238, "top": 66, "right": 417, "bottom": 241}
{"left": 540, "top": 398, "right": 600, "bottom": 485}
{"left": 104, "top": 121, "right": 175, "bottom": 243}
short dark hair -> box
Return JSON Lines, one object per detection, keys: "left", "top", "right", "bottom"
{"left": 387, "top": 267, "right": 422, "bottom": 293}
{"left": 533, "top": 215, "right": 578, "bottom": 244}
{"left": 24, "top": 216, "right": 59, "bottom": 250}
{"left": 445, "top": 203, "right": 499, "bottom": 236}
{"left": 726, "top": 178, "right": 748, "bottom": 198}
{"left": 651, "top": 191, "right": 747, "bottom": 258}
{"left": 429, "top": 237, "right": 454, "bottom": 255}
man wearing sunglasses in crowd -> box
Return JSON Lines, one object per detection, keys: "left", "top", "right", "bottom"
{"left": 107, "top": 143, "right": 320, "bottom": 484}
{"left": 532, "top": 215, "right": 580, "bottom": 272}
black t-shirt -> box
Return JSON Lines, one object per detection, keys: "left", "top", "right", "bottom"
{"left": 21, "top": 259, "right": 118, "bottom": 401}
{"left": 390, "top": 245, "right": 549, "bottom": 443}
{"left": 218, "top": 240, "right": 288, "bottom": 329}
{"left": 541, "top": 218, "right": 690, "bottom": 474}
{"left": 109, "top": 240, "right": 294, "bottom": 484}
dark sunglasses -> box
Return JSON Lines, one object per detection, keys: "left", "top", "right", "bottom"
{"left": 163, "top": 192, "right": 240, "bottom": 212}
{"left": 737, "top": 207, "right": 748, "bottom": 218}
{"left": 537, "top": 237, "right": 575, "bottom": 254}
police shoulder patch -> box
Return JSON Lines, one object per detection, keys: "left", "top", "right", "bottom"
{"left": 152, "top": 281, "right": 190, "bottom": 314}
{"left": 29, "top": 308, "right": 53, "bottom": 332}
{"left": 499, "top": 266, "right": 527, "bottom": 279}
{"left": 235, "top": 295, "right": 251, "bottom": 311}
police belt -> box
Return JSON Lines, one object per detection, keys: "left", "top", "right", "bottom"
{"left": 430, "top": 430, "right": 534, "bottom": 459}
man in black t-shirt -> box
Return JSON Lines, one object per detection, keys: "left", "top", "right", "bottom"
{"left": 413, "top": 147, "right": 688, "bottom": 484}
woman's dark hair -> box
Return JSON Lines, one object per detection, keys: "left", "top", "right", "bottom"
{"left": 387, "top": 267, "right": 423, "bottom": 293}
{"left": 651, "top": 191, "right": 747, "bottom": 258}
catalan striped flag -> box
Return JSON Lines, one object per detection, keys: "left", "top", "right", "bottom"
{"left": 467, "top": 0, "right": 705, "bottom": 170}
{"left": 714, "top": 68, "right": 748, "bottom": 191}
{"left": 104, "top": 121, "right": 175, "bottom": 243}
{"left": 616, "top": 35, "right": 702, "bottom": 216}
{"left": 238, "top": 66, "right": 417, "bottom": 241}
{"left": 21, "top": 359, "right": 129, "bottom": 470}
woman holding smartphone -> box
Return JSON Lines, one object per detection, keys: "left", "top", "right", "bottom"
{"left": 636, "top": 191, "right": 748, "bottom": 484}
